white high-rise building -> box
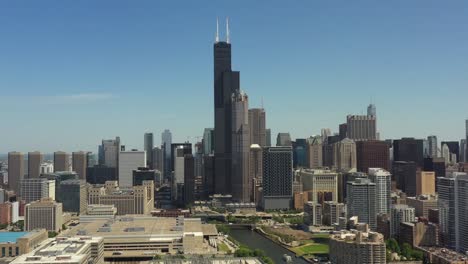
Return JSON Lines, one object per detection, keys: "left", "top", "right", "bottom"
{"left": 347, "top": 178, "right": 377, "bottom": 230}
{"left": 118, "top": 150, "right": 146, "bottom": 187}
{"left": 442, "top": 143, "right": 451, "bottom": 165}
{"left": 40, "top": 162, "right": 54, "bottom": 174}
{"left": 368, "top": 168, "right": 391, "bottom": 215}
{"left": 427, "top": 135, "right": 438, "bottom": 158}
{"left": 438, "top": 172, "right": 468, "bottom": 253}
{"left": 20, "top": 178, "right": 55, "bottom": 203}
{"left": 390, "top": 204, "right": 415, "bottom": 237}
{"left": 11, "top": 201, "right": 19, "bottom": 223}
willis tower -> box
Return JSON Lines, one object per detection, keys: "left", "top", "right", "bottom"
{"left": 214, "top": 18, "right": 240, "bottom": 195}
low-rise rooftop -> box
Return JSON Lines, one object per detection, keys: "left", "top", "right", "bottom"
{"left": 0, "top": 232, "right": 29, "bottom": 243}
{"left": 419, "top": 246, "right": 468, "bottom": 262}
{"left": 331, "top": 230, "right": 384, "bottom": 244}
{"left": 10, "top": 236, "right": 103, "bottom": 264}
{"left": 66, "top": 216, "right": 217, "bottom": 239}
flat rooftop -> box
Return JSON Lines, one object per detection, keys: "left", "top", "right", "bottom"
{"left": 0, "top": 232, "right": 28, "bottom": 243}
{"left": 419, "top": 246, "right": 468, "bottom": 261}
{"left": 10, "top": 237, "right": 103, "bottom": 264}
{"left": 65, "top": 216, "right": 217, "bottom": 240}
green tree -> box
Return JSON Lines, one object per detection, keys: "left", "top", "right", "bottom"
{"left": 287, "top": 216, "right": 304, "bottom": 225}
{"left": 248, "top": 216, "right": 261, "bottom": 224}
{"left": 401, "top": 243, "right": 412, "bottom": 259}
{"left": 227, "top": 214, "right": 236, "bottom": 223}
{"left": 386, "top": 238, "right": 400, "bottom": 254}
{"left": 15, "top": 220, "right": 24, "bottom": 231}
{"left": 216, "top": 224, "right": 230, "bottom": 234}
{"left": 234, "top": 247, "right": 252, "bottom": 257}
{"left": 261, "top": 257, "right": 274, "bottom": 264}
{"left": 252, "top": 249, "right": 265, "bottom": 257}
{"left": 273, "top": 216, "right": 284, "bottom": 223}
{"left": 386, "top": 249, "right": 392, "bottom": 261}
{"left": 411, "top": 249, "right": 423, "bottom": 260}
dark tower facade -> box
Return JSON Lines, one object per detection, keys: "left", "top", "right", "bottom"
{"left": 393, "top": 138, "right": 424, "bottom": 168}
{"left": 356, "top": 140, "right": 390, "bottom": 173}
{"left": 214, "top": 20, "right": 239, "bottom": 194}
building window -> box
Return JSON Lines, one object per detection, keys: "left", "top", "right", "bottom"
{"left": 1, "top": 247, "right": 5, "bottom": 257}
{"left": 8, "top": 247, "right": 12, "bottom": 257}
{"left": 16, "top": 247, "right": 19, "bottom": 256}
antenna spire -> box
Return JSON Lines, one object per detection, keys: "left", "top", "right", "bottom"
{"left": 215, "top": 17, "right": 219, "bottom": 43}
{"left": 226, "top": 17, "right": 230, "bottom": 43}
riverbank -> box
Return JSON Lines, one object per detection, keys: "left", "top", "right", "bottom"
{"left": 229, "top": 226, "right": 310, "bottom": 264}
{"left": 255, "top": 227, "right": 315, "bottom": 263}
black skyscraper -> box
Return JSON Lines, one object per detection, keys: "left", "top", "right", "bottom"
{"left": 214, "top": 20, "right": 239, "bottom": 194}
{"left": 393, "top": 138, "right": 424, "bottom": 167}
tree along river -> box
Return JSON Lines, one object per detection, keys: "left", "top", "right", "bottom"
{"left": 229, "top": 227, "right": 309, "bottom": 264}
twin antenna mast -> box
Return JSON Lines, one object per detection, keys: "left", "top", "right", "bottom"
{"left": 215, "top": 17, "right": 230, "bottom": 43}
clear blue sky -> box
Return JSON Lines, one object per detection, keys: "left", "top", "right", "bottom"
{"left": 1, "top": 0, "right": 467, "bottom": 153}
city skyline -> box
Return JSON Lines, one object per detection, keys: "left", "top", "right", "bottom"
{"left": 1, "top": 1, "right": 468, "bottom": 152}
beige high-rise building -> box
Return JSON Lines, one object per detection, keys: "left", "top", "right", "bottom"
{"left": 28, "top": 151, "right": 43, "bottom": 178}
{"left": 333, "top": 138, "right": 357, "bottom": 171}
{"left": 54, "top": 151, "right": 70, "bottom": 172}
{"left": 346, "top": 114, "right": 377, "bottom": 141}
{"left": 249, "top": 144, "right": 263, "bottom": 186}
{"left": 88, "top": 181, "right": 154, "bottom": 215}
{"left": 25, "top": 198, "right": 63, "bottom": 232}
{"left": 416, "top": 170, "right": 435, "bottom": 195}
{"left": 406, "top": 195, "right": 438, "bottom": 218}
{"left": 329, "top": 230, "right": 386, "bottom": 264}
{"left": 298, "top": 168, "right": 338, "bottom": 203}
{"left": 248, "top": 108, "right": 266, "bottom": 147}
{"left": 307, "top": 136, "right": 323, "bottom": 169}
{"left": 72, "top": 151, "right": 87, "bottom": 180}
{"left": 8, "top": 152, "right": 24, "bottom": 195}
{"left": 231, "top": 91, "right": 251, "bottom": 202}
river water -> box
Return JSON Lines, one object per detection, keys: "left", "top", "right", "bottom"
{"left": 229, "top": 227, "right": 309, "bottom": 264}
